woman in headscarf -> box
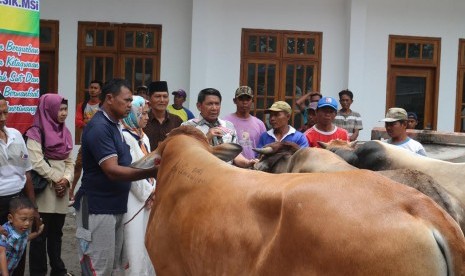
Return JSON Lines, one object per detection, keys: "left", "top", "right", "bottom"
{"left": 25, "top": 93, "right": 74, "bottom": 276}
{"left": 121, "top": 95, "right": 155, "bottom": 276}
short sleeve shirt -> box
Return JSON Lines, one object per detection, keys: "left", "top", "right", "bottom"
{"left": 0, "top": 222, "right": 29, "bottom": 274}
{"left": 257, "top": 126, "right": 309, "bottom": 149}
{"left": 386, "top": 137, "right": 427, "bottom": 156}
{"left": 77, "top": 110, "right": 132, "bottom": 214}
{"left": 334, "top": 110, "right": 363, "bottom": 137}
{"left": 223, "top": 114, "right": 267, "bottom": 159}
{"left": 0, "top": 127, "right": 32, "bottom": 196}
{"left": 305, "top": 125, "right": 349, "bottom": 147}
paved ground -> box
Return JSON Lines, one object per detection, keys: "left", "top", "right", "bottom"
{"left": 25, "top": 209, "right": 81, "bottom": 275}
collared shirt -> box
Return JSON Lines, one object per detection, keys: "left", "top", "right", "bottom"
{"left": 182, "top": 115, "right": 238, "bottom": 145}
{"left": 76, "top": 110, "right": 132, "bottom": 214}
{"left": 166, "top": 105, "right": 195, "bottom": 122}
{"left": 257, "top": 126, "right": 309, "bottom": 149}
{"left": 0, "top": 222, "right": 29, "bottom": 274}
{"left": 144, "top": 111, "right": 183, "bottom": 150}
{"left": 0, "top": 127, "right": 32, "bottom": 196}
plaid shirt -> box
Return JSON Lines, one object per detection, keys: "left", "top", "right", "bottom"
{"left": 182, "top": 116, "right": 237, "bottom": 145}
{"left": 0, "top": 222, "right": 29, "bottom": 274}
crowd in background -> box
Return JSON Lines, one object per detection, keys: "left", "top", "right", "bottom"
{"left": 0, "top": 78, "right": 426, "bottom": 275}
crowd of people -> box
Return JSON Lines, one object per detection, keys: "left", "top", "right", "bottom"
{"left": 0, "top": 79, "right": 427, "bottom": 275}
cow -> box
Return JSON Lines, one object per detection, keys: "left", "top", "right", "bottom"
{"left": 137, "top": 126, "right": 465, "bottom": 275}
{"left": 320, "top": 139, "right": 465, "bottom": 208}
{"left": 255, "top": 143, "right": 465, "bottom": 231}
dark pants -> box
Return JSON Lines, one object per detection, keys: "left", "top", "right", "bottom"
{"left": 29, "top": 213, "right": 67, "bottom": 276}
{"left": 0, "top": 193, "right": 26, "bottom": 276}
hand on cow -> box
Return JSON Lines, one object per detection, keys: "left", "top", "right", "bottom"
{"left": 247, "top": 158, "right": 259, "bottom": 168}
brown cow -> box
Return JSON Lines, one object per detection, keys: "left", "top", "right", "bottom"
{"left": 141, "top": 126, "right": 465, "bottom": 275}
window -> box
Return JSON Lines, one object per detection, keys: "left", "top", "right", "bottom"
{"left": 387, "top": 35, "right": 440, "bottom": 130}
{"left": 39, "top": 20, "right": 59, "bottom": 96}
{"left": 76, "top": 22, "right": 161, "bottom": 142}
{"left": 240, "top": 29, "right": 322, "bottom": 129}
{"left": 455, "top": 39, "right": 465, "bottom": 132}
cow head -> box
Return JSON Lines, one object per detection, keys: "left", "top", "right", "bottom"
{"left": 318, "top": 140, "right": 359, "bottom": 166}
{"left": 253, "top": 142, "right": 300, "bottom": 173}
{"left": 130, "top": 126, "right": 243, "bottom": 170}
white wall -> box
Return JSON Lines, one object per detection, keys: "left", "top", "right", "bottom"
{"left": 190, "top": 0, "right": 349, "bottom": 117}
{"left": 354, "top": 0, "right": 465, "bottom": 139}
{"left": 40, "top": 0, "right": 193, "bottom": 143}
{"left": 41, "top": 0, "right": 465, "bottom": 143}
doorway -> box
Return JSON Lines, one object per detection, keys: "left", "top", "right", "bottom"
{"left": 388, "top": 67, "right": 436, "bottom": 129}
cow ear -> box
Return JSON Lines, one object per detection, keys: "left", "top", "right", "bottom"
{"left": 211, "top": 143, "right": 243, "bottom": 162}
{"left": 130, "top": 151, "right": 161, "bottom": 170}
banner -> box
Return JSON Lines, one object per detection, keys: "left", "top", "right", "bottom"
{"left": 0, "top": 0, "right": 40, "bottom": 133}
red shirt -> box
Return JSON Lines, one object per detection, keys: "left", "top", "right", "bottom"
{"left": 304, "top": 125, "right": 349, "bottom": 147}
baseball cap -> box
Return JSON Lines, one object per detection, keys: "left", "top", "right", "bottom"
{"left": 265, "top": 101, "right": 292, "bottom": 115}
{"left": 172, "top": 89, "right": 187, "bottom": 98}
{"left": 235, "top": 86, "right": 253, "bottom": 98}
{"left": 380, "top": 107, "right": 408, "bottom": 122}
{"left": 407, "top": 112, "right": 418, "bottom": 121}
{"left": 317, "top": 97, "right": 338, "bottom": 110}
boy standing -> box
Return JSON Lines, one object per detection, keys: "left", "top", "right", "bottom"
{"left": 0, "top": 198, "right": 43, "bottom": 275}
{"left": 333, "top": 89, "right": 363, "bottom": 141}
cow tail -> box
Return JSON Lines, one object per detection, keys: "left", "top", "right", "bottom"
{"left": 432, "top": 229, "right": 453, "bottom": 276}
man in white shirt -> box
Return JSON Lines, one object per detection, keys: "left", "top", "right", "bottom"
{"left": 380, "top": 107, "right": 426, "bottom": 156}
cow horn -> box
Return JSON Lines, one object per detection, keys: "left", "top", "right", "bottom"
{"left": 349, "top": 141, "right": 358, "bottom": 148}
{"left": 318, "top": 141, "right": 329, "bottom": 149}
{"left": 253, "top": 146, "right": 274, "bottom": 154}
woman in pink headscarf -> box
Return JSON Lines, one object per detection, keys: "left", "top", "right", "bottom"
{"left": 25, "top": 93, "right": 74, "bottom": 276}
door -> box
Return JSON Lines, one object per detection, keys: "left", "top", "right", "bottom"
{"left": 388, "top": 67, "right": 436, "bottom": 129}
{"left": 39, "top": 52, "right": 56, "bottom": 96}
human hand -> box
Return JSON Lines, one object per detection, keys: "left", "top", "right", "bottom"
{"left": 36, "top": 223, "right": 44, "bottom": 235}
{"left": 0, "top": 225, "right": 6, "bottom": 236}
{"left": 207, "top": 127, "right": 224, "bottom": 145}
{"left": 32, "top": 213, "right": 42, "bottom": 232}
{"left": 54, "top": 180, "right": 66, "bottom": 198}
{"left": 145, "top": 191, "right": 156, "bottom": 210}
{"left": 247, "top": 158, "right": 259, "bottom": 168}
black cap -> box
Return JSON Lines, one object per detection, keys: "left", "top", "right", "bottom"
{"left": 148, "top": 81, "right": 168, "bottom": 93}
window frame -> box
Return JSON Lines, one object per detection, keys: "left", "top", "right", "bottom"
{"left": 455, "top": 39, "right": 465, "bottom": 132}
{"left": 240, "top": 28, "right": 322, "bottom": 128}
{"left": 386, "top": 35, "right": 441, "bottom": 130}
{"left": 76, "top": 22, "right": 162, "bottom": 143}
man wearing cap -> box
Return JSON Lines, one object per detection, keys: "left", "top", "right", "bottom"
{"left": 407, "top": 112, "right": 419, "bottom": 129}
{"left": 224, "top": 86, "right": 266, "bottom": 159}
{"left": 305, "top": 96, "right": 349, "bottom": 147}
{"left": 134, "top": 85, "right": 149, "bottom": 100}
{"left": 301, "top": 101, "right": 318, "bottom": 132}
{"left": 143, "top": 81, "right": 183, "bottom": 150}
{"left": 380, "top": 107, "right": 426, "bottom": 156}
{"left": 182, "top": 88, "right": 256, "bottom": 168}
{"left": 256, "top": 101, "right": 308, "bottom": 149}
{"left": 295, "top": 91, "right": 323, "bottom": 126}
{"left": 167, "top": 89, "right": 195, "bottom": 122}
